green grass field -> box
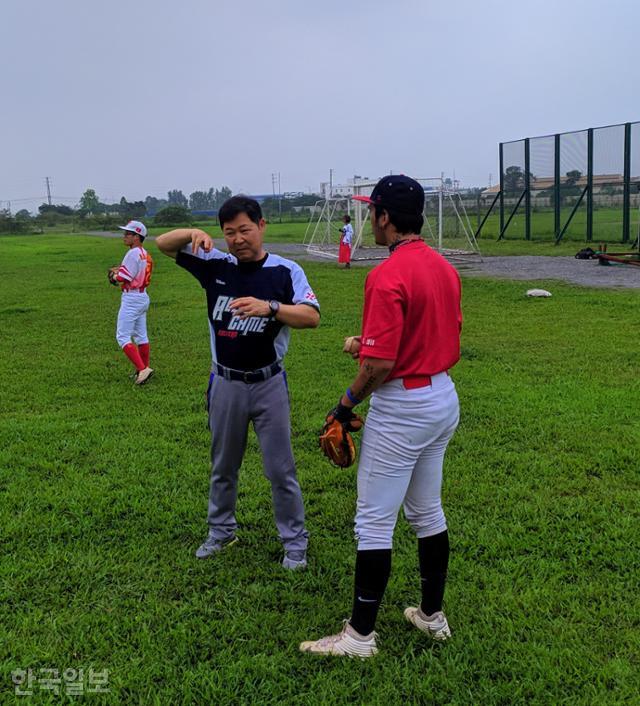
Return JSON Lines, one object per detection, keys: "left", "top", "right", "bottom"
{"left": 1, "top": 235, "right": 639, "bottom": 704}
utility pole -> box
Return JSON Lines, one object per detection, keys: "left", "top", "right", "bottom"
{"left": 45, "top": 177, "right": 52, "bottom": 205}
{"left": 277, "top": 172, "right": 282, "bottom": 223}
{"left": 271, "top": 172, "right": 277, "bottom": 220}
{"left": 329, "top": 169, "right": 333, "bottom": 198}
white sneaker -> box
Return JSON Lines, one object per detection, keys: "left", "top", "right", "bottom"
{"left": 195, "top": 533, "right": 238, "bottom": 559}
{"left": 299, "top": 620, "right": 378, "bottom": 658}
{"left": 404, "top": 607, "right": 451, "bottom": 641}
{"left": 135, "top": 367, "right": 154, "bottom": 385}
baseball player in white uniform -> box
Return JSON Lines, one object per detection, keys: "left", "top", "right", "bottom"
{"left": 112, "top": 220, "right": 154, "bottom": 385}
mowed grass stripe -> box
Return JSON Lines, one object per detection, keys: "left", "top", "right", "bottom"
{"left": 1, "top": 235, "right": 639, "bottom": 704}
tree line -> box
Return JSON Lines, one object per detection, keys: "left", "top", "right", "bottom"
{"left": 77, "top": 186, "right": 233, "bottom": 217}
{"left": 0, "top": 186, "right": 234, "bottom": 233}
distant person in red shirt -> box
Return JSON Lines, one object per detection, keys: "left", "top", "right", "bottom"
{"left": 300, "top": 175, "right": 462, "bottom": 658}
{"left": 338, "top": 214, "right": 353, "bottom": 268}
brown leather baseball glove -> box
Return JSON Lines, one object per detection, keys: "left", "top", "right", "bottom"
{"left": 319, "top": 404, "right": 364, "bottom": 468}
{"left": 108, "top": 266, "right": 119, "bottom": 286}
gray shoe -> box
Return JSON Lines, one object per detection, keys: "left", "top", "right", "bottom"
{"left": 282, "top": 550, "right": 307, "bottom": 570}
{"left": 195, "top": 533, "right": 238, "bottom": 559}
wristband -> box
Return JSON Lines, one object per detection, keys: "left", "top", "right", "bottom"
{"left": 345, "top": 387, "right": 363, "bottom": 406}
{"left": 333, "top": 402, "right": 353, "bottom": 423}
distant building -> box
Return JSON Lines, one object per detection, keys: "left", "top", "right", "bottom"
{"left": 481, "top": 174, "right": 631, "bottom": 198}
{"left": 481, "top": 173, "right": 640, "bottom": 207}
{"left": 246, "top": 194, "right": 272, "bottom": 204}
{"left": 319, "top": 177, "right": 372, "bottom": 199}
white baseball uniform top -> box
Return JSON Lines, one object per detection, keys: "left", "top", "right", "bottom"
{"left": 341, "top": 223, "right": 353, "bottom": 245}
{"left": 117, "top": 246, "right": 152, "bottom": 291}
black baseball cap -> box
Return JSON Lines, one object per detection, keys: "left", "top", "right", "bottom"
{"left": 353, "top": 175, "right": 424, "bottom": 214}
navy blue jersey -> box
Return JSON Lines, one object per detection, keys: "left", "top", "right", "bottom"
{"left": 176, "top": 246, "right": 319, "bottom": 370}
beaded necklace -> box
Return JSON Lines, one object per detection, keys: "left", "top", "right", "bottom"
{"left": 389, "top": 237, "right": 423, "bottom": 253}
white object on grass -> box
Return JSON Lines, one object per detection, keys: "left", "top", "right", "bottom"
{"left": 526, "top": 289, "right": 552, "bottom": 297}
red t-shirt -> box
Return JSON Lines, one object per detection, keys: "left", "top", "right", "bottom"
{"left": 360, "top": 240, "right": 462, "bottom": 380}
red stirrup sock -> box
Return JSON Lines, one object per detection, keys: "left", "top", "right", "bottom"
{"left": 138, "top": 342, "right": 150, "bottom": 368}
{"left": 122, "top": 343, "right": 145, "bottom": 372}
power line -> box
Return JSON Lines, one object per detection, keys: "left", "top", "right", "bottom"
{"left": 1, "top": 196, "right": 51, "bottom": 203}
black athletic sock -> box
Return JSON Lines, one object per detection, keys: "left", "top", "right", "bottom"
{"left": 418, "top": 530, "right": 449, "bottom": 616}
{"left": 349, "top": 549, "right": 392, "bottom": 636}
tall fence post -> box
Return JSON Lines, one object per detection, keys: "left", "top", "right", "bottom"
{"left": 587, "top": 128, "right": 593, "bottom": 242}
{"left": 499, "top": 143, "right": 504, "bottom": 237}
{"left": 554, "top": 134, "right": 561, "bottom": 238}
{"left": 524, "top": 138, "right": 531, "bottom": 240}
{"left": 623, "top": 122, "right": 631, "bottom": 243}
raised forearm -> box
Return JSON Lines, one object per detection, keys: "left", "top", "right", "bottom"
{"left": 155, "top": 229, "right": 212, "bottom": 259}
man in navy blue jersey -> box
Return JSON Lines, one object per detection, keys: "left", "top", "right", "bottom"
{"left": 156, "top": 196, "right": 320, "bottom": 569}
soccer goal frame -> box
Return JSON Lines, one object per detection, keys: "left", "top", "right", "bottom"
{"left": 304, "top": 176, "right": 482, "bottom": 262}
{"left": 302, "top": 197, "right": 353, "bottom": 260}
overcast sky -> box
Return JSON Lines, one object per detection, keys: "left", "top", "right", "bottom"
{"left": 1, "top": 0, "right": 637, "bottom": 210}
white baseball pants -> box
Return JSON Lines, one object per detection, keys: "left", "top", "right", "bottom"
{"left": 354, "top": 373, "right": 459, "bottom": 550}
{"left": 116, "top": 292, "right": 150, "bottom": 348}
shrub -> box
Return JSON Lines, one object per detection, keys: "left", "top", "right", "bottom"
{"left": 153, "top": 205, "right": 192, "bottom": 227}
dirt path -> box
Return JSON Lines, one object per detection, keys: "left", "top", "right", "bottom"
{"left": 457, "top": 255, "right": 640, "bottom": 289}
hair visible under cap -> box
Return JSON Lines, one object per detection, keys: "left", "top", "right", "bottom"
{"left": 374, "top": 205, "right": 423, "bottom": 235}
{"left": 218, "top": 195, "right": 263, "bottom": 227}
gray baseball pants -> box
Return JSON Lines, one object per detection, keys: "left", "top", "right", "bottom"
{"left": 206, "top": 371, "right": 309, "bottom": 552}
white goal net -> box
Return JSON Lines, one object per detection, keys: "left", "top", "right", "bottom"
{"left": 304, "top": 176, "right": 482, "bottom": 263}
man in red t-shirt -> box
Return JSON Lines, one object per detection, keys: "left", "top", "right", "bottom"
{"left": 301, "top": 175, "right": 462, "bottom": 658}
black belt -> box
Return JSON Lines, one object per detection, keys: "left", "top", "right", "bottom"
{"left": 215, "top": 362, "right": 282, "bottom": 383}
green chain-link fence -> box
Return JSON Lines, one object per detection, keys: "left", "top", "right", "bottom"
{"left": 477, "top": 121, "right": 640, "bottom": 243}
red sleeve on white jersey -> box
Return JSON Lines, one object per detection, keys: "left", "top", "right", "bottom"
{"left": 118, "top": 249, "right": 144, "bottom": 283}
{"left": 116, "top": 266, "right": 132, "bottom": 282}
